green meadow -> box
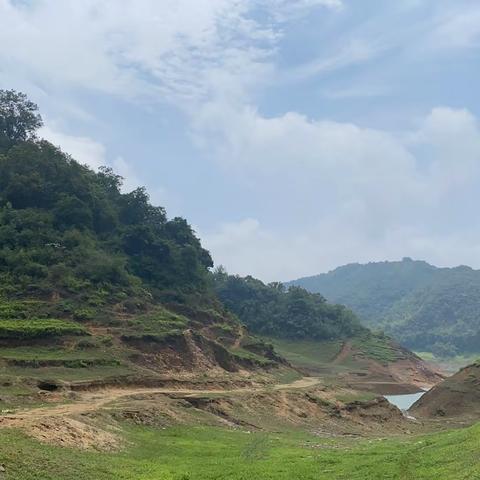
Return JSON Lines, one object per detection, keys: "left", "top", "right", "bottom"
{"left": 1, "top": 422, "right": 480, "bottom": 480}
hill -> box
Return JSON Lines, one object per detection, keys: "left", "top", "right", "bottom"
{"left": 287, "top": 258, "right": 480, "bottom": 355}
{"left": 411, "top": 361, "right": 480, "bottom": 419}
{"left": 0, "top": 89, "right": 440, "bottom": 405}
{"left": 0, "top": 89, "right": 283, "bottom": 397}
{"left": 212, "top": 269, "right": 366, "bottom": 341}
{"left": 212, "top": 270, "right": 443, "bottom": 392}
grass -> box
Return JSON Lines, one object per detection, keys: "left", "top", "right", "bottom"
{"left": 335, "top": 391, "right": 378, "bottom": 403}
{"left": 266, "top": 338, "right": 343, "bottom": 371}
{"left": 0, "top": 319, "right": 87, "bottom": 339}
{"left": 269, "top": 367, "right": 303, "bottom": 384}
{"left": 228, "top": 347, "right": 275, "bottom": 367}
{"left": 0, "top": 363, "right": 136, "bottom": 382}
{"left": 0, "top": 300, "right": 50, "bottom": 319}
{"left": 267, "top": 335, "right": 401, "bottom": 373}
{"left": 1, "top": 422, "right": 480, "bottom": 479}
{"left": 0, "top": 346, "right": 113, "bottom": 361}
{"left": 352, "top": 335, "right": 400, "bottom": 364}
{"left": 124, "top": 307, "right": 189, "bottom": 335}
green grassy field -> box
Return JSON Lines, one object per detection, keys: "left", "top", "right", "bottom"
{"left": 267, "top": 335, "right": 402, "bottom": 375}
{"left": 351, "top": 335, "right": 401, "bottom": 364}
{"left": 266, "top": 338, "right": 343, "bottom": 371}
{"left": 0, "top": 422, "right": 479, "bottom": 479}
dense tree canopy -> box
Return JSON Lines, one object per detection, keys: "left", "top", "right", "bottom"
{"left": 212, "top": 268, "right": 365, "bottom": 341}
{"left": 0, "top": 90, "right": 212, "bottom": 300}
{"left": 289, "top": 258, "right": 480, "bottom": 355}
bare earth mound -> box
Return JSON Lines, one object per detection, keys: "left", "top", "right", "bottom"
{"left": 411, "top": 362, "right": 480, "bottom": 418}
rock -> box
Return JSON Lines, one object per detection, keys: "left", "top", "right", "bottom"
{"left": 0, "top": 463, "right": 6, "bottom": 472}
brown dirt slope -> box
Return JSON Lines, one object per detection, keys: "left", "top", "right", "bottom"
{"left": 411, "top": 361, "right": 480, "bottom": 418}
{"left": 0, "top": 376, "right": 417, "bottom": 450}
{"left": 346, "top": 344, "right": 444, "bottom": 394}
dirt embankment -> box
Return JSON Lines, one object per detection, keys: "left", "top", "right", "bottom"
{"left": 332, "top": 341, "right": 445, "bottom": 395}
{"left": 0, "top": 377, "right": 323, "bottom": 449}
{"left": 346, "top": 358, "right": 444, "bottom": 395}
{"left": 0, "top": 375, "right": 416, "bottom": 450}
{"left": 411, "top": 362, "right": 480, "bottom": 419}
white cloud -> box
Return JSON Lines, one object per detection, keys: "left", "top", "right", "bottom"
{"left": 264, "top": 0, "right": 343, "bottom": 21}
{"left": 321, "top": 85, "right": 390, "bottom": 99}
{"left": 431, "top": 7, "right": 480, "bottom": 48}
{"left": 3, "top": 0, "right": 480, "bottom": 282}
{"left": 39, "top": 124, "right": 107, "bottom": 170}
{"left": 111, "top": 156, "right": 142, "bottom": 192}
{"left": 198, "top": 105, "right": 480, "bottom": 280}
{"left": 282, "top": 39, "right": 381, "bottom": 83}
{"left": 0, "top": 0, "right": 279, "bottom": 105}
{"left": 410, "top": 107, "right": 480, "bottom": 193}
{"left": 0, "top": 0, "right": 346, "bottom": 109}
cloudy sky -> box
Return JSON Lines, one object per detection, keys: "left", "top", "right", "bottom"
{"left": 1, "top": 0, "right": 479, "bottom": 281}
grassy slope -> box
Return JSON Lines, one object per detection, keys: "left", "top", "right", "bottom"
{"left": 1, "top": 423, "right": 479, "bottom": 480}
{"left": 268, "top": 335, "right": 402, "bottom": 373}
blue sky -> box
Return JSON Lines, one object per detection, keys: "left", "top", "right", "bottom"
{"left": 1, "top": 0, "right": 480, "bottom": 280}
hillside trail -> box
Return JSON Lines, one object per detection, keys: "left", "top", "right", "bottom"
{"left": 231, "top": 326, "right": 246, "bottom": 349}
{"left": 0, "top": 376, "right": 321, "bottom": 425}
{"left": 333, "top": 341, "right": 353, "bottom": 365}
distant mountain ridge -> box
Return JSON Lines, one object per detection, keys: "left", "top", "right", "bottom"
{"left": 287, "top": 258, "right": 480, "bottom": 355}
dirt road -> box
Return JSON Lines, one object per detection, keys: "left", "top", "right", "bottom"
{"left": 0, "top": 376, "right": 322, "bottom": 424}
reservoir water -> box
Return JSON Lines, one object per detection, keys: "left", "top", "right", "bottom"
{"left": 384, "top": 391, "right": 426, "bottom": 411}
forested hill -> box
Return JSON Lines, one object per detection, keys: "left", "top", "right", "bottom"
{"left": 0, "top": 91, "right": 213, "bottom": 302}
{"left": 211, "top": 271, "right": 445, "bottom": 388}
{"left": 287, "top": 258, "right": 480, "bottom": 356}
{"left": 212, "top": 269, "right": 366, "bottom": 340}
{"left": 0, "top": 89, "right": 286, "bottom": 376}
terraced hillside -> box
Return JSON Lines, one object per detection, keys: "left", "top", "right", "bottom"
{"left": 0, "top": 91, "right": 290, "bottom": 401}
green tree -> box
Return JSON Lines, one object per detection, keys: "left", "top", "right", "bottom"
{"left": 212, "top": 270, "right": 365, "bottom": 341}
{"left": 0, "top": 90, "right": 214, "bottom": 298}
{"left": 0, "top": 90, "right": 43, "bottom": 148}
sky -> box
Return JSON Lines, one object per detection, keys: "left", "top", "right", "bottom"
{"left": 1, "top": 0, "right": 479, "bottom": 282}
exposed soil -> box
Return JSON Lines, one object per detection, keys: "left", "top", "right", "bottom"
{"left": 0, "top": 376, "right": 324, "bottom": 448}
{"left": 0, "top": 376, "right": 322, "bottom": 422}
{"left": 25, "top": 417, "right": 121, "bottom": 451}
{"left": 411, "top": 362, "right": 480, "bottom": 419}
{"left": 333, "top": 341, "right": 353, "bottom": 364}
{"left": 339, "top": 347, "right": 445, "bottom": 395}
{"left": 0, "top": 375, "right": 420, "bottom": 450}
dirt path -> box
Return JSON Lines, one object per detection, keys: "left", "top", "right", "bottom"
{"left": 333, "top": 341, "right": 353, "bottom": 364}
{"left": 231, "top": 326, "right": 245, "bottom": 349}
{"left": 0, "top": 376, "right": 322, "bottom": 425}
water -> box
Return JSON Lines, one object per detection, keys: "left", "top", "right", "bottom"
{"left": 384, "top": 391, "right": 426, "bottom": 411}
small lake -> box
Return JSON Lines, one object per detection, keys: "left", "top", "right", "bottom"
{"left": 384, "top": 391, "right": 426, "bottom": 411}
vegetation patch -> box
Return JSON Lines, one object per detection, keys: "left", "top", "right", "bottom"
{"left": 352, "top": 335, "right": 401, "bottom": 364}
{"left": 229, "top": 347, "right": 275, "bottom": 367}
{"left": 213, "top": 270, "right": 365, "bottom": 341}
{"left": 0, "top": 319, "right": 87, "bottom": 339}
{"left": 0, "top": 300, "right": 50, "bottom": 319}
{"left": 288, "top": 258, "right": 480, "bottom": 355}
{"left": 267, "top": 338, "right": 343, "bottom": 371}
